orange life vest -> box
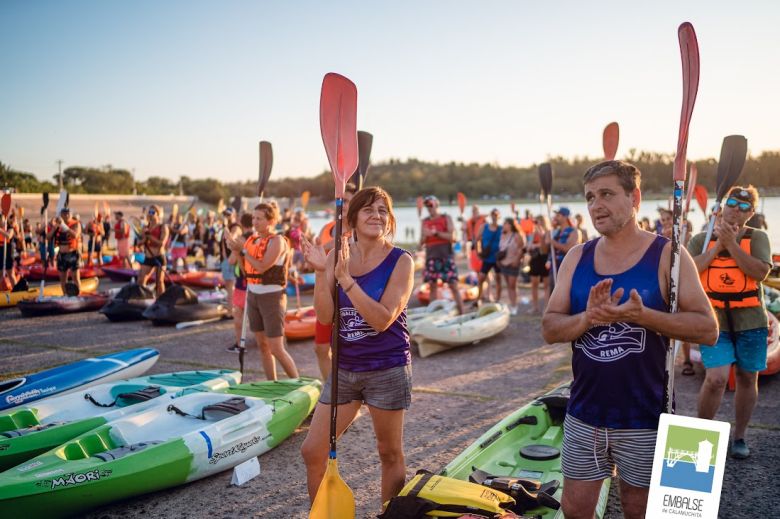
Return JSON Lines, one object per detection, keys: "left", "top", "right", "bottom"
{"left": 115, "top": 220, "right": 129, "bottom": 240}
{"left": 465, "top": 215, "right": 485, "bottom": 241}
{"left": 423, "top": 215, "right": 451, "bottom": 247}
{"left": 318, "top": 220, "right": 336, "bottom": 248}
{"left": 700, "top": 229, "right": 761, "bottom": 309}
{"left": 244, "top": 233, "right": 288, "bottom": 286}
{"left": 54, "top": 218, "right": 79, "bottom": 249}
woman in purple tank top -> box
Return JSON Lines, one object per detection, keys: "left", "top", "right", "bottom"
{"left": 300, "top": 187, "right": 415, "bottom": 507}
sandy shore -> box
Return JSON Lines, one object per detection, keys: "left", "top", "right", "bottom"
{"left": 1, "top": 277, "right": 778, "bottom": 518}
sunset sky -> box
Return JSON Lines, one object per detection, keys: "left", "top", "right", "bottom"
{"left": 2, "top": 0, "right": 778, "bottom": 182}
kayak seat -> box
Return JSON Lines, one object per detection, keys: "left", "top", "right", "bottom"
{"left": 1, "top": 421, "right": 67, "bottom": 438}
{"left": 477, "top": 305, "right": 499, "bottom": 317}
{"left": 11, "top": 278, "right": 29, "bottom": 292}
{"left": 85, "top": 386, "right": 163, "bottom": 408}
{"left": 535, "top": 389, "right": 569, "bottom": 423}
{"left": 0, "top": 407, "right": 37, "bottom": 431}
{"left": 469, "top": 468, "right": 562, "bottom": 514}
{"left": 167, "top": 397, "right": 249, "bottom": 421}
{"left": 93, "top": 440, "right": 164, "bottom": 461}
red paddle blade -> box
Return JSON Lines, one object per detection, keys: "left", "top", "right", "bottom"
{"left": 602, "top": 122, "right": 619, "bottom": 161}
{"left": 694, "top": 184, "right": 708, "bottom": 214}
{"left": 673, "top": 22, "right": 700, "bottom": 182}
{"left": 258, "top": 141, "right": 273, "bottom": 197}
{"left": 1, "top": 193, "right": 11, "bottom": 216}
{"left": 457, "top": 192, "right": 466, "bottom": 215}
{"left": 684, "top": 163, "right": 698, "bottom": 214}
{"left": 320, "top": 73, "right": 358, "bottom": 198}
{"left": 416, "top": 196, "right": 423, "bottom": 218}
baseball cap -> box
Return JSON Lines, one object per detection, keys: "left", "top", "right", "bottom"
{"left": 222, "top": 207, "right": 235, "bottom": 216}
{"left": 555, "top": 206, "right": 571, "bottom": 217}
{"left": 423, "top": 195, "right": 439, "bottom": 206}
{"left": 60, "top": 207, "right": 71, "bottom": 214}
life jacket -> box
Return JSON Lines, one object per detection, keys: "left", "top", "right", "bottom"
{"left": 519, "top": 217, "right": 535, "bottom": 235}
{"left": 423, "top": 215, "right": 451, "bottom": 247}
{"left": 318, "top": 220, "right": 336, "bottom": 247}
{"left": 114, "top": 220, "right": 129, "bottom": 240}
{"left": 243, "top": 233, "right": 288, "bottom": 286}
{"left": 701, "top": 228, "right": 761, "bottom": 309}
{"left": 145, "top": 224, "right": 163, "bottom": 248}
{"left": 54, "top": 218, "right": 79, "bottom": 249}
{"left": 465, "top": 215, "right": 485, "bottom": 241}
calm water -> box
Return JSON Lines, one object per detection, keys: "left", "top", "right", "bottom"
{"left": 308, "top": 196, "right": 780, "bottom": 252}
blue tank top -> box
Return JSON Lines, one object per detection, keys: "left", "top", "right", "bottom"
{"left": 481, "top": 225, "right": 501, "bottom": 263}
{"left": 337, "top": 247, "right": 411, "bottom": 372}
{"left": 568, "top": 235, "right": 669, "bottom": 429}
{"left": 553, "top": 226, "right": 575, "bottom": 264}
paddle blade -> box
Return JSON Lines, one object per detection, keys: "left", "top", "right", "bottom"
{"left": 216, "top": 198, "right": 225, "bottom": 215}
{"left": 715, "top": 135, "right": 748, "bottom": 201}
{"left": 684, "top": 163, "right": 698, "bottom": 214}
{"left": 231, "top": 196, "right": 242, "bottom": 212}
{"left": 694, "top": 184, "right": 708, "bottom": 214}
{"left": 673, "top": 22, "right": 700, "bottom": 182}
{"left": 171, "top": 203, "right": 179, "bottom": 221}
{"left": 457, "top": 192, "right": 466, "bottom": 215}
{"left": 538, "top": 163, "right": 553, "bottom": 197}
{"left": 1, "top": 193, "right": 10, "bottom": 216}
{"left": 258, "top": 141, "right": 273, "bottom": 197}
{"left": 309, "top": 458, "right": 355, "bottom": 519}
{"left": 356, "top": 131, "right": 373, "bottom": 189}
{"left": 320, "top": 73, "right": 358, "bottom": 198}
{"left": 416, "top": 196, "right": 423, "bottom": 219}
{"left": 42, "top": 192, "right": 50, "bottom": 214}
{"left": 301, "top": 191, "right": 310, "bottom": 210}
{"left": 602, "top": 121, "right": 619, "bottom": 160}
{"left": 94, "top": 202, "right": 99, "bottom": 218}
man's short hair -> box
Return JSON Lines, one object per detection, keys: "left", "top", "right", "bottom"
{"left": 239, "top": 212, "right": 253, "bottom": 228}
{"left": 583, "top": 160, "right": 641, "bottom": 194}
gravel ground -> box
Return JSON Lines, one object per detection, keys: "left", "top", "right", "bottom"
{"left": 1, "top": 276, "right": 778, "bottom": 519}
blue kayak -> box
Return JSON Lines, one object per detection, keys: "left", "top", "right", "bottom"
{"left": 286, "top": 272, "right": 316, "bottom": 295}
{"left": 0, "top": 349, "right": 159, "bottom": 412}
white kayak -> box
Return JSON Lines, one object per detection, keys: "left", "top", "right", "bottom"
{"left": 407, "top": 299, "right": 458, "bottom": 335}
{"left": 413, "top": 303, "right": 510, "bottom": 358}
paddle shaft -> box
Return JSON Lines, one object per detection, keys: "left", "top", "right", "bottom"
{"left": 328, "top": 198, "right": 345, "bottom": 455}
{"left": 176, "top": 317, "right": 223, "bottom": 329}
{"left": 40, "top": 207, "right": 48, "bottom": 297}
{"left": 545, "top": 195, "right": 558, "bottom": 284}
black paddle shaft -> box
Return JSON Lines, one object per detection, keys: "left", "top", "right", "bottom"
{"left": 328, "top": 198, "right": 345, "bottom": 453}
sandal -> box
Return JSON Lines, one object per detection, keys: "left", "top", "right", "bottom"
{"left": 682, "top": 361, "right": 695, "bottom": 376}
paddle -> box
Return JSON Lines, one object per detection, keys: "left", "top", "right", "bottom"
{"left": 664, "top": 21, "right": 700, "bottom": 414}
{"left": 39, "top": 193, "right": 50, "bottom": 297}
{"left": 538, "top": 163, "right": 557, "bottom": 283}
{"left": 457, "top": 192, "right": 466, "bottom": 217}
{"left": 694, "top": 184, "right": 708, "bottom": 216}
{"left": 602, "top": 122, "right": 619, "bottom": 160}
{"left": 699, "top": 135, "right": 748, "bottom": 253}
{"left": 1, "top": 192, "right": 12, "bottom": 290}
{"left": 175, "top": 317, "right": 224, "bottom": 330}
{"left": 88, "top": 203, "right": 99, "bottom": 266}
{"left": 416, "top": 196, "right": 423, "bottom": 220}
{"left": 355, "top": 131, "right": 373, "bottom": 190}
{"left": 258, "top": 141, "right": 273, "bottom": 202}
{"left": 309, "top": 71, "right": 358, "bottom": 519}
{"left": 231, "top": 195, "right": 242, "bottom": 213}
{"left": 301, "top": 191, "right": 311, "bottom": 211}
{"left": 54, "top": 190, "right": 68, "bottom": 216}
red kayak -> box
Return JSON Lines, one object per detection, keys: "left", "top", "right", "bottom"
{"left": 100, "top": 267, "right": 223, "bottom": 288}
{"left": 23, "top": 264, "right": 102, "bottom": 281}
{"left": 18, "top": 293, "right": 109, "bottom": 318}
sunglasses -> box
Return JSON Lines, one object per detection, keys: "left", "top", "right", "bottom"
{"left": 725, "top": 198, "right": 752, "bottom": 212}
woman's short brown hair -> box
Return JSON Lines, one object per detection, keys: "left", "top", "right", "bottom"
{"left": 254, "top": 203, "right": 279, "bottom": 224}
{"left": 346, "top": 187, "right": 396, "bottom": 238}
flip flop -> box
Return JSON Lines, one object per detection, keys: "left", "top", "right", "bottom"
{"left": 682, "top": 361, "right": 695, "bottom": 376}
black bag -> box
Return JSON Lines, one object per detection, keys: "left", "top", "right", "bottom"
{"left": 496, "top": 249, "right": 508, "bottom": 261}
{"left": 478, "top": 246, "right": 491, "bottom": 260}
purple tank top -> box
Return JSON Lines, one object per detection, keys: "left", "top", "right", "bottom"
{"left": 568, "top": 235, "right": 670, "bottom": 429}
{"left": 337, "top": 247, "right": 411, "bottom": 372}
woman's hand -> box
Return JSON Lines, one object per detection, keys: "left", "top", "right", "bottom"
{"left": 334, "top": 235, "right": 352, "bottom": 286}
{"left": 301, "top": 234, "right": 328, "bottom": 272}
{"left": 224, "top": 232, "right": 243, "bottom": 252}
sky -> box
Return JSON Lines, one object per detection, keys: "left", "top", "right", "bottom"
{"left": 1, "top": 0, "right": 779, "bottom": 184}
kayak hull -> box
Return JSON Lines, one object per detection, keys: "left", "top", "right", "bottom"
{"left": 0, "top": 349, "right": 160, "bottom": 412}
{"left": 413, "top": 303, "right": 510, "bottom": 357}
{"left": 284, "top": 306, "right": 317, "bottom": 340}
{"left": 17, "top": 294, "right": 109, "bottom": 318}
{"left": 0, "top": 378, "right": 321, "bottom": 517}
{"left": 0, "top": 278, "right": 99, "bottom": 308}
{"left": 441, "top": 383, "right": 610, "bottom": 518}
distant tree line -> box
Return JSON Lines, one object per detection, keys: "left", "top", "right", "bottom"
{"left": 3, "top": 149, "right": 780, "bottom": 205}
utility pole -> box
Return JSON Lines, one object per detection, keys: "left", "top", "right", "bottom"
{"left": 56, "top": 159, "right": 64, "bottom": 190}
{"left": 131, "top": 168, "right": 137, "bottom": 195}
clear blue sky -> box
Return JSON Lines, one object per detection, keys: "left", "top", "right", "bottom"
{"left": 1, "top": 0, "right": 778, "bottom": 183}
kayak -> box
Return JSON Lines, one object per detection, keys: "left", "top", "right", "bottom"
{"left": 0, "top": 349, "right": 159, "bottom": 412}
{"left": 142, "top": 284, "right": 229, "bottom": 325}
{"left": 764, "top": 276, "right": 780, "bottom": 290}
{"left": 24, "top": 264, "right": 102, "bottom": 281}
{"left": 0, "top": 278, "right": 99, "bottom": 308}
{"left": 100, "top": 266, "right": 138, "bottom": 283}
{"left": 285, "top": 272, "right": 316, "bottom": 295}
{"left": 440, "top": 382, "right": 610, "bottom": 518}
{"left": 101, "top": 267, "right": 224, "bottom": 289}
{"left": 761, "top": 311, "right": 779, "bottom": 376}
{"left": 18, "top": 293, "right": 109, "bottom": 318}
{"left": 0, "top": 378, "right": 321, "bottom": 517}
{"left": 413, "top": 303, "right": 510, "bottom": 358}
{"left": 284, "top": 306, "right": 317, "bottom": 340}
{"left": 99, "top": 283, "right": 156, "bottom": 321}
{"left": 416, "top": 280, "right": 479, "bottom": 305}
{"left": 407, "top": 299, "right": 458, "bottom": 335}
{"left": 0, "top": 369, "right": 242, "bottom": 471}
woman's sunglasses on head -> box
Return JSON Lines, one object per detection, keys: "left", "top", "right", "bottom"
{"left": 725, "top": 198, "right": 752, "bottom": 212}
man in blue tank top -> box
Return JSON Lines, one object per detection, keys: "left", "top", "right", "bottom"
{"left": 542, "top": 160, "right": 717, "bottom": 519}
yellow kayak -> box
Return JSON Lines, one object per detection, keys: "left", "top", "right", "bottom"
{"left": 0, "top": 278, "right": 100, "bottom": 308}
{"left": 764, "top": 276, "right": 780, "bottom": 290}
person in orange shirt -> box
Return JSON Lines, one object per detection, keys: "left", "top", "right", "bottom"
{"left": 465, "top": 205, "right": 486, "bottom": 272}
{"left": 46, "top": 207, "right": 82, "bottom": 293}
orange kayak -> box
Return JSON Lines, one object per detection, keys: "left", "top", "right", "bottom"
{"left": 284, "top": 306, "right": 317, "bottom": 340}
{"left": 417, "top": 280, "right": 479, "bottom": 305}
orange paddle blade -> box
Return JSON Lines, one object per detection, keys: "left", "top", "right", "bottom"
{"left": 457, "top": 192, "right": 466, "bottom": 215}
{"left": 301, "top": 191, "right": 310, "bottom": 210}
{"left": 416, "top": 196, "right": 423, "bottom": 219}
{"left": 1, "top": 193, "right": 11, "bottom": 216}
{"left": 693, "top": 185, "right": 708, "bottom": 214}
{"left": 602, "top": 121, "right": 619, "bottom": 161}
{"left": 309, "top": 458, "right": 355, "bottom": 519}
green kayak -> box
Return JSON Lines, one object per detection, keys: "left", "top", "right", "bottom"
{"left": 440, "top": 383, "right": 610, "bottom": 518}
{"left": 0, "top": 369, "right": 242, "bottom": 472}
{"left": 0, "top": 377, "right": 321, "bottom": 518}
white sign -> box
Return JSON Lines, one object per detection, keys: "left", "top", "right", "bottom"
{"left": 230, "top": 456, "right": 261, "bottom": 486}
{"left": 647, "top": 413, "right": 730, "bottom": 518}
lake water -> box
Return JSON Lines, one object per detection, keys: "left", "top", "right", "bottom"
{"left": 308, "top": 196, "right": 780, "bottom": 252}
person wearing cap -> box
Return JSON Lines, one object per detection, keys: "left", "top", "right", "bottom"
{"left": 419, "top": 194, "right": 464, "bottom": 314}
{"left": 543, "top": 160, "right": 716, "bottom": 518}
{"left": 549, "top": 206, "right": 581, "bottom": 289}
{"left": 689, "top": 185, "right": 771, "bottom": 459}
{"left": 114, "top": 212, "right": 132, "bottom": 269}
{"left": 46, "top": 207, "right": 82, "bottom": 293}
{"left": 219, "top": 207, "right": 240, "bottom": 313}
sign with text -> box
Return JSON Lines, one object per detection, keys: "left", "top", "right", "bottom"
{"left": 647, "top": 413, "right": 730, "bottom": 518}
